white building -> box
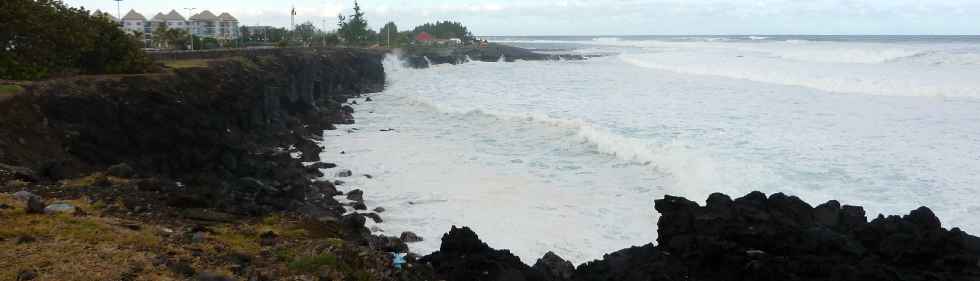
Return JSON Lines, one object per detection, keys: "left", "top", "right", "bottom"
{"left": 217, "top": 13, "right": 240, "bottom": 40}
{"left": 112, "top": 9, "right": 239, "bottom": 41}
{"left": 149, "top": 10, "right": 190, "bottom": 32}
{"left": 188, "top": 10, "right": 240, "bottom": 40}
{"left": 121, "top": 10, "right": 148, "bottom": 34}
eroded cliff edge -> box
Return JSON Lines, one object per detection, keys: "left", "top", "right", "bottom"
{"left": 0, "top": 49, "right": 437, "bottom": 280}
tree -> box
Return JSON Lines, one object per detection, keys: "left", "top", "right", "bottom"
{"left": 379, "top": 22, "right": 397, "bottom": 47}
{"left": 0, "top": 0, "right": 151, "bottom": 80}
{"left": 412, "top": 21, "right": 474, "bottom": 41}
{"left": 295, "top": 22, "right": 317, "bottom": 44}
{"left": 336, "top": 1, "right": 370, "bottom": 45}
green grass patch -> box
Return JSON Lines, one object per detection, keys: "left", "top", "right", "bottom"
{"left": 0, "top": 84, "right": 24, "bottom": 98}
{"left": 161, "top": 59, "right": 212, "bottom": 69}
{"left": 287, "top": 254, "right": 338, "bottom": 273}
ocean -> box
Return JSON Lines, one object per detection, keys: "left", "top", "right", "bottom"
{"left": 319, "top": 35, "right": 980, "bottom": 264}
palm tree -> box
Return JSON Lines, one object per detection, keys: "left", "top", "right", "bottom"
{"left": 165, "top": 28, "right": 190, "bottom": 50}
{"left": 151, "top": 24, "right": 170, "bottom": 49}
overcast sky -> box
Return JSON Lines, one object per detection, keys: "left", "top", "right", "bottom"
{"left": 64, "top": 0, "right": 980, "bottom": 35}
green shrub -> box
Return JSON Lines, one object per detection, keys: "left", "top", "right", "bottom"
{"left": 0, "top": 0, "right": 152, "bottom": 80}
{"left": 287, "top": 254, "right": 338, "bottom": 273}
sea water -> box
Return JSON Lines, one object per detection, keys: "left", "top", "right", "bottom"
{"left": 319, "top": 36, "right": 980, "bottom": 264}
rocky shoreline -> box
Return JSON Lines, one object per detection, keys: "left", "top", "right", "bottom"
{"left": 419, "top": 192, "right": 980, "bottom": 281}
{"left": 400, "top": 43, "right": 587, "bottom": 68}
{"left": 2, "top": 48, "right": 979, "bottom": 280}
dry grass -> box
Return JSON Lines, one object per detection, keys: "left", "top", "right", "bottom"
{"left": 0, "top": 190, "right": 356, "bottom": 280}
{"left": 0, "top": 84, "right": 24, "bottom": 101}
{"left": 59, "top": 172, "right": 130, "bottom": 189}
{"left": 0, "top": 194, "right": 173, "bottom": 281}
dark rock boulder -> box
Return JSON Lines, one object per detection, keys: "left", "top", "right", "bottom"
{"left": 107, "top": 163, "right": 134, "bottom": 178}
{"left": 363, "top": 212, "right": 382, "bottom": 223}
{"left": 346, "top": 189, "right": 364, "bottom": 202}
{"left": 572, "top": 244, "right": 684, "bottom": 281}
{"left": 416, "top": 192, "right": 980, "bottom": 281}
{"left": 367, "top": 235, "right": 409, "bottom": 253}
{"left": 532, "top": 252, "right": 574, "bottom": 281}
{"left": 400, "top": 231, "right": 422, "bottom": 243}
{"left": 615, "top": 192, "right": 980, "bottom": 281}
{"left": 421, "top": 226, "right": 547, "bottom": 281}
{"left": 26, "top": 196, "right": 45, "bottom": 214}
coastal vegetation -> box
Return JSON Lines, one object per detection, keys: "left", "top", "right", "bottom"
{"left": 0, "top": 0, "right": 152, "bottom": 80}
{"left": 412, "top": 21, "right": 475, "bottom": 41}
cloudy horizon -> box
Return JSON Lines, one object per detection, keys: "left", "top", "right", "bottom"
{"left": 64, "top": 0, "right": 980, "bottom": 36}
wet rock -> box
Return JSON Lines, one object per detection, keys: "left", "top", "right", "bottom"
{"left": 373, "top": 206, "right": 385, "bottom": 213}
{"left": 364, "top": 174, "right": 373, "bottom": 179}
{"left": 364, "top": 212, "right": 382, "bottom": 223}
{"left": 43, "top": 202, "right": 77, "bottom": 214}
{"left": 312, "top": 181, "right": 341, "bottom": 196}
{"left": 532, "top": 252, "right": 574, "bottom": 281}
{"left": 365, "top": 97, "right": 372, "bottom": 102}
{"left": 336, "top": 169, "right": 353, "bottom": 177}
{"left": 400, "top": 231, "right": 422, "bottom": 243}
{"left": 307, "top": 162, "right": 336, "bottom": 171}
{"left": 341, "top": 214, "right": 366, "bottom": 229}
{"left": 346, "top": 189, "right": 364, "bottom": 202}
{"left": 107, "top": 163, "right": 135, "bottom": 178}
{"left": 333, "top": 180, "right": 345, "bottom": 186}
{"left": 352, "top": 202, "right": 367, "bottom": 210}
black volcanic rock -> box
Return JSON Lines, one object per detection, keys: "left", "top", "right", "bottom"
{"left": 585, "top": 191, "right": 980, "bottom": 281}
{"left": 421, "top": 226, "right": 547, "bottom": 281}
{"left": 425, "top": 192, "right": 980, "bottom": 281}
{"left": 532, "top": 252, "right": 574, "bottom": 281}
{"left": 572, "top": 244, "right": 685, "bottom": 281}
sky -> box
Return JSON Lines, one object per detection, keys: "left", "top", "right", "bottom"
{"left": 64, "top": 0, "right": 980, "bottom": 35}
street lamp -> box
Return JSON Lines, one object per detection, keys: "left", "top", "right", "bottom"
{"left": 184, "top": 8, "right": 196, "bottom": 50}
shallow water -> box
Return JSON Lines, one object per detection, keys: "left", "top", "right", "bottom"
{"left": 320, "top": 37, "right": 980, "bottom": 264}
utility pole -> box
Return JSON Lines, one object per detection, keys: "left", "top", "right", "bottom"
{"left": 114, "top": 0, "right": 123, "bottom": 22}
{"left": 290, "top": 5, "right": 296, "bottom": 44}
{"left": 184, "top": 8, "right": 196, "bottom": 50}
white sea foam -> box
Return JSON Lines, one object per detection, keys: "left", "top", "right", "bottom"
{"left": 325, "top": 49, "right": 980, "bottom": 264}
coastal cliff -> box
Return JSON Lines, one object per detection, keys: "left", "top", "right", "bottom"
{"left": 2, "top": 48, "right": 980, "bottom": 281}
{"left": 0, "top": 49, "right": 438, "bottom": 280}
